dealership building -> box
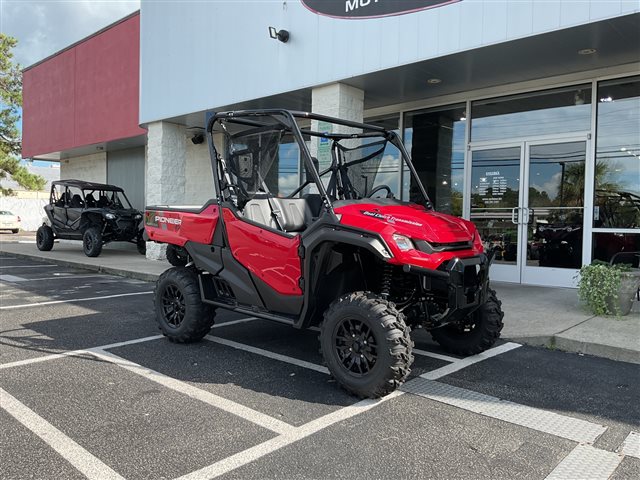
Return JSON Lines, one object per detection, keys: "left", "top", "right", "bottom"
{"left": 22, "top": 0, "right": 639, "bottom": 287}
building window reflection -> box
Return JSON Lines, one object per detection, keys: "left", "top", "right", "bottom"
{"left": 403, "top": 105, "right": 466, "bottom": 216}
{"left": 594, "top": 76, "right": 640, "bottom": 229}
{"left": 471, "top": 85, "right": 592, "bottom": 142}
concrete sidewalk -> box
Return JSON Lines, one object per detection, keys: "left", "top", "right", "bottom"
{"left": 1, "top": 237, "right": 638, "bottom": 365}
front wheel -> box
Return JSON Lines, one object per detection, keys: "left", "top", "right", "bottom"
{"left": 36, "top": 225, "right": 54, "bottom": 251}
{"left": 430, "top": 288, "right": 504, "bottom": 356}
{"left": 320, "top": 291, "right": 414, "bottom": 398}
{"left": 82, "top": 226, "right": 103, "bottom": 257}
{"left": 154, "top": 267, "right": 216, "bottom": 343}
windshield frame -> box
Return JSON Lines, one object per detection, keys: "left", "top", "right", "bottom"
{"left": 207, "top": 110, "right": 432, "bottom": 218}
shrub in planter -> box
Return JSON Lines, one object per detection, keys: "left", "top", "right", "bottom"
{"left": 577, "top": 262, "right": 640, "bottom": 316}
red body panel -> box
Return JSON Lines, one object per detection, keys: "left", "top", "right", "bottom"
{"left": 145, "top": 205, "right": 219, "bottom": 246}
{"left": 223, "top": 209, "right": 303, "bottom": 296}
{"left": 335, "top": 202, "right": 484, "bottom": 270}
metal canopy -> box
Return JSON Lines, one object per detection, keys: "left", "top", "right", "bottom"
{"left": 173, "top": 12, "right": 639, "bottom": 127}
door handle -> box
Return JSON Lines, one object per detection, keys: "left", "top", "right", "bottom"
{"left": 526, "top": 208, "right": 534, "bottom": 225}
{"left": 511, "top": 207, "right": 519, "bottom": 224}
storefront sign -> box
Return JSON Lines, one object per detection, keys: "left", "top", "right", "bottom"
{"left": 301, "top": 0, "right": 461, "bottom": 19}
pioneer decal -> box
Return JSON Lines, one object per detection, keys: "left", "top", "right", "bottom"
{"left": 361, "top": 210, "right": 423, "bottom": 227}
{"left": 301, "top": 0, "right": 460, "bottom": 19}
{"left": 145, "top": 211, "right": 182, "bottom": 228}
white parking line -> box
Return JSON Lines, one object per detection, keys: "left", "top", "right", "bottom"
{"left": 0, "top": 264, "right": 58, "bottom": 268}
{"left": 0, "top": 291, "right": 153, "bottom": 310}
{"left": 0, "top": 335, "right": 163, "bottom": 371}
{"left": 420, "top": 342, "right": 521, "bottom": 380}
{"left": 0, "top": 387, "right": 125, "bottom": 480}
{"left": 206, "top": 335, "right": 330, "bottom": 374}
{"left": 91, "top": 349, "right": 295, "bottom": 436}
{"left": 1, "top": 274, "right": 108, "bottom": 283}
{"left": 402, "top": 378, "right": 607, "bottom": 444}
{"left": 176, "top": 390, "right": 404, "bottom": 480}
{"left": 412, "top": 347, "right": 458, "bottom": 363}
{"left": 545, "top": 444, "right": 622, "bottom": 480}
{"left": 618, "top": 431, "right": 640, "bottom": 459}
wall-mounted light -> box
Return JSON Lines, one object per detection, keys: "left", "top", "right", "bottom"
{"left": 269, "top": 27, "right": 290, "bottom": 43}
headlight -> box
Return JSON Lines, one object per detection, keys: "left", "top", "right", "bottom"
{"left": 134, "top": 214, "right": 142, "bottom": 220}
{"left": 105, "top": 213, "right": 116, "bottom": 220}
{"left": 392, "top": 234, "right": 414, "bottom": 252}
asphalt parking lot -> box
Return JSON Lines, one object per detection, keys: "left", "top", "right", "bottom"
{"left": 1, "top": 253, "right": 639, "bottom": 479}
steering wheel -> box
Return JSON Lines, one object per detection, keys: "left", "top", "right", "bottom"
{"left": 367, "top": 185, "right": 394, "bottom": 198}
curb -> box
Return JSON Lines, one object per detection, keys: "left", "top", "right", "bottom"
{"left": 1, "top": 249, "right": 161, "bottom": 283}
{"left": 506, "top": 334, "right": 640, "bottom": 365}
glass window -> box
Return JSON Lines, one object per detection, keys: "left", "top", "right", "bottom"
{"left": 364, "top": 115, "right": 402, "bottom": 198}
{"left": 471, "top": 85, "right": 592, "bottom": 142}
{"left": 403, "top": 104, "right": 466, "bottom": 215}
{"left": 594, "top": 76, "right": 640, "bottom": 229}
{"left": 592, "top": 233, "right": 640, "bottom": 265}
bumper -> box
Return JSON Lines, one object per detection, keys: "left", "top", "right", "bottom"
{"left": 402, "top": 252, "right": 493, "bottom": 324}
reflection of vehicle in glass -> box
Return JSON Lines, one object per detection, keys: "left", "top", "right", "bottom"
{"left": 0, "top": 210, "right": 20, "bottom": 233}
{"left": 36, "top": 180, "right": 145, "bottom": 257}
{"left": 594, "top": 189, "right": 640, "bottom": 229}
{"left": 145, "top": 110, "right": 504, "bottom": 398}
{"left": 534, "top": 223, "right": 582, "bottom": 268}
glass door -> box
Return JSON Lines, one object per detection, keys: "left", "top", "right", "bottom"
{"left": 469, "top": 145, "right": 524, "bottom": 283}
{"left": 521, "top": 140, "right": 587, "bottom": 286}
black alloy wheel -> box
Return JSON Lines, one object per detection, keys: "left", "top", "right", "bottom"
{"left": 334, "top": 318, "right": 378, "bottom": 375}
{"left": 320, "top": 291, "right": 414, "bottom": 398}
{"left": 153, "top": 267, "right": 216, "bottom": 343}
{"left": 161, "top": 284, "right": 186, "bottom": 328}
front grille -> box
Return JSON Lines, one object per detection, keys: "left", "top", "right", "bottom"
{"left": 415, "top": 239, "right": 473, "bottom": 254}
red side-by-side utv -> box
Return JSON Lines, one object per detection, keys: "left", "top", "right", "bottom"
{"left": 145, "top": 110, "right": 504, "bottom": 398}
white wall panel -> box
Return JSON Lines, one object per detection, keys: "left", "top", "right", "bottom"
{"left": 532, "top": 1, "right": 562, "bottom": 33}
{"left": 459, "top": 0, "right": 484, "bottom": 50}
{"left": 437, "top": 2, "right": 462, "bottom": 54}
{"left": 560, "top": 0, "right": 591, "bottom": 26}
{"left": 398, "top": 14, "right": 420, "bottom": 65}
{"left": 590, "top": 0, "right": 622, "bottom": 19}
{"left": 140, "top": 0, "right": 639, "bottom": 124}
{"left": 482, "top": 1, "right": 508, "bottom": 45}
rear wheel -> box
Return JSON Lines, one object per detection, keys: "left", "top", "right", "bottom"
{"left": 36, "top": 225, "right": 54, "bottom": 251}
{"left": 11, "top": 229, "right": 18, "bottom": 234}
{"left": 431, "top": 288, "right": 504, "bottom": 356}
{"left": 154, "top": 267, "right": 216, "bottom": 343}
{"left": 82, "top": 226, "right": 103, "bottom": 257}
{"left": 166, "top": 244, "right": 188, "bottom": 267}
{"left": 320, "top": 291, "right": 414, "bottom": 398}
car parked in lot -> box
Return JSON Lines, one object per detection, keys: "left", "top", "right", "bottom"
{"left": 36, "top": 180, "right": 145, "bottom": 257}
{"left": 0, "top": 210, "right": 21, "bottom": 233}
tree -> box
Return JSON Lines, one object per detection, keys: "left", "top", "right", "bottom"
{"left": 1, "top": 34, "right": 45, "bottom": 195}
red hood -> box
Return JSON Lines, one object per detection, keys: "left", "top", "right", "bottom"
{"left": 334, "top": 202, "right": 474, "bottom": 243}
{"left": 333, "top": 201, "right": 482, "bottom": 270}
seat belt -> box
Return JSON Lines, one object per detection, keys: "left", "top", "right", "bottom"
{"left": 266, "top": 196, "right": 285, "bottom": 231}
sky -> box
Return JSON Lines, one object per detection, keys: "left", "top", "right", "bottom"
{"left": 1, "top": 0, "right": 140, "bottom": 68}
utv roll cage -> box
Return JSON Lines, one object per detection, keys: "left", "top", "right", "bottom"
{"left": 205, "top": 110, "right": 432, "bottom": 216}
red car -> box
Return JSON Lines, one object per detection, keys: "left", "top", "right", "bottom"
{"left": 145, "top": 110, "right": 503, "bottom": 398}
